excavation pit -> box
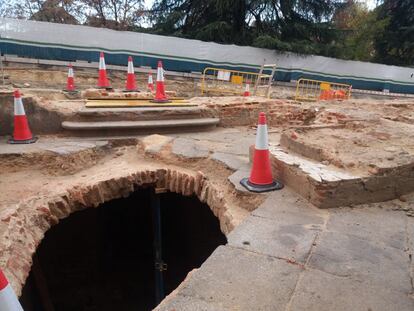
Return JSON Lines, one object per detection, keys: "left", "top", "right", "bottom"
{"left": 19, "top": 188, "right": 226, "bottom": 311}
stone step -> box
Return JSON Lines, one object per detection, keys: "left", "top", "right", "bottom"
{"left": 61, "top": 118, "right": 220, "bottom": 135}
{"left": 74, "top": 106, "right": 211, "bottom": 122}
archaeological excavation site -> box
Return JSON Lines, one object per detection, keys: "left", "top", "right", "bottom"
{"left": 0, "top": 16, "right": 414, "bottom": 311}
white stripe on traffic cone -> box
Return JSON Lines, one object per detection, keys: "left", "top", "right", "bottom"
{"left": 68, "top": 65, "right": 74, "bottom": 78}
{"left": 127, "top": 57, "right": 134, "bottom": 74}
{"left": 0, "top": 269, "right": 24, "bottom": 311}
{"left": 99, "top": 53, "right": 106, "bottom": 70}
{"left": 14, "top": 93, "right": 26, "bottom": 116}
{"left": 255, "top": 121, "right": 268, "bottom": 150}
{"left": 243, "top": 83, "right": 250, "bottom": 96}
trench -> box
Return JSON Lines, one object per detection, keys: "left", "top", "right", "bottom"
{"left": 19, "top": 187, "right": 226, "bottom": 311}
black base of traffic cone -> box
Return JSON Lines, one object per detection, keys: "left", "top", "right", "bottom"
{"left": 62, "top": 89, "right": 79, "bottom": 93}
{"left": 240, "top": 178, "right": 284, "bottom": 193}
{"left": 8, "top": 136, "right": 38, "bottom": 144}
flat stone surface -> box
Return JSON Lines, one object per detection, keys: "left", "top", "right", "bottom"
{"left": 327, "top": 206, "right": 407, "bottom": 250}
{"left": 156, "top": 293, "right": 228, "bottom": 311}
{"left": 0, "top": 138, "right": 108, "bottom": 156}
{"left": 62, "top": 118, "right": 220, "bottom": 130}
{"left": 308, "top": 231, "right": 412, "bottom": 292}
{"left": 252, "top": 188, "right": 327, "bottom": 225}
{"left": 180, "top": 129, "right": 255, "bottom": 156}
{"left": 140, "top": 134, "right": 173, "bottom": 155}
{"left": 408, "top": 217, "right": 414, "bottom": 256}
{"left": 211, "top": 152, "right": 249, "bottom": 170}
{"left": 172, "top": 137, "right": 210, "bottom": 159}
{"left": 227, "top": 215, "right": 318, "bottom": 263}
{"left": 175, "top": 246, "right": 302, "bottom": 311}
{"left": 289, "top": 268, "right": 414, "bottom": 311}
{"left": 227, "top": 168, "right": 251, "bottom": 193}
{"left": 79, "top": 106, "right": 204, "bottom": 114}
{"left": 44, "top": 141, "right": 108, "bottom": 155}
{"left": 177, "top": 128, "right": 253, "bottom": 144}
{"left": 408, "top": 217, "right": 414, "bottom": 283}
{"left": 269, "top": 144, "right": 361, "bottom": 182}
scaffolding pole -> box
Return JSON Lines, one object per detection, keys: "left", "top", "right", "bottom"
{"left": 0, "top": 50, "right": 4, "bottom": 86}
{"left": 150, "top": 188, "right": 167, "bottom": 305}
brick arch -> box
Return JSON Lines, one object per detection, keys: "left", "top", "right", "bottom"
{"left": 0, "top": 167, "right": 235, "bottom": 296}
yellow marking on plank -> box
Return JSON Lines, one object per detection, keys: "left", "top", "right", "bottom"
{"left": 85, "top": 99, "right": 195, "bottom": 108}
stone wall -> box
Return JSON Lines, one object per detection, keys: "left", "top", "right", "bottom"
{"left": 204, "top": 99, "right": 317, "bottom": 127}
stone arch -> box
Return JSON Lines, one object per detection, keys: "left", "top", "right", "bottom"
{"left": 0, "top": 167, "right": 234, "bottom": 296}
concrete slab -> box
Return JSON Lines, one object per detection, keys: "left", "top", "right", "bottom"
{"left": 227, "top": 215, "right": 318, "bottom": 263}
{"left": 178, "top": 129, "right": 255, "bottom": 156}
{"left": 176, "top": 246, "right": 302, "bottom": 311}
{"left": 252, "top": 188, "right": 327, "bottom": 225}
{"left": 408, "top": 217, "right": 414, "bottom": 286}
{"left": 211, "top": 152, "right": 249, "bottom": 171}
{"left": 227, "top": 169, "right": 251, "bottom": 193}
{"left": 177, "top": 128, "right": 253, "bottom": 143}
{"left": 289, "top": 268, "right": 414, "bottom": 311}
{"left": 308, "top": 231, "right": 412, "bottom": 292}
{"left": 327, "top": 206, "right": 407, "bottom": 250}
{"left": 172, "top": 137, "right": 210, "bottom": 159}
{"left": 44, "top": 141, "right": 108, "bottom": 155}
{"left": 140, "top": 134, "right": 173, "bottom": 155}
{"left": 0, "top": 138, "right": 109, "bottom": 156}
{"left": 62, "top": 118, "right": 220, "bottom": 130}
{"left": 156, "top": 293, "right": 228, "bottom": 311}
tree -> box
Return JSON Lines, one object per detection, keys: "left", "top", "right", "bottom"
{"left": 29, "top": 0, "right": 80, "bottom": 24}
{"left": 0, "top": 0, "right": 145, "bottom": 30}
{"left": 83, "top": 0, "right": 145, "bottom": 30}
{"left": 374, "top": 0, "right": 414, "bottom": 66}
{"left": 332, "top": 1, "right": 388, "bottom": 62}
{"left": 150, "top": 0, "right": 343, "bottom": 52}
{"left": 150, "top": 0, "right": 249, "bottom": 44}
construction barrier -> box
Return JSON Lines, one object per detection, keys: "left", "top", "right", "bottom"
{"left": 200, "top": 64, "right": 277, "bottom": 98}
{"left": 295, "top": 78, "right": 352, "bottom": 101}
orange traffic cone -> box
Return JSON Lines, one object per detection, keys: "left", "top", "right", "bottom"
{"left": 8, "top": 90, "right": 37, "bottom": 144}
{"left": 240, "top": 112, "right": 283, "bottom": 192}
{"left": 243, "top": 82, "right": 250, "bottom": 96}
{"left": 0, "top": 268, "right": 24, "bottom": 311}
{"left": 65, "top": 63, "right": 76, "bottom": 92}
{"left": 148, "top": 72, "right": 154, "bottom": 92}
{"left": 97, "top": 52, "right": 111, "bottom": 89}
{"left": 125, "top": 56, "right": 138, "bottom": 92}
{"left": 151, "top": 61, "right": 171, "bottom": 103}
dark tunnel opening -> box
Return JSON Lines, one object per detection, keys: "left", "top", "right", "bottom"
{"left": 19, "top": 188, "right": 227, "bottom": 311}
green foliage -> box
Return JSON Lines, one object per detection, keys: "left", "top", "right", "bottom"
{"left": 374, "top": 0, "right": 414, "bottom": 66}
{"left": 0, "top": 0, "right": 412, "bottom": 66}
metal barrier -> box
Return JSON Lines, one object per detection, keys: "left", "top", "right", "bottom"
{"left": 295, "top": 78, "right": 352, "bottom": 101}
{"left": 200, "top": 64, "right": 276, "bottom": 97}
